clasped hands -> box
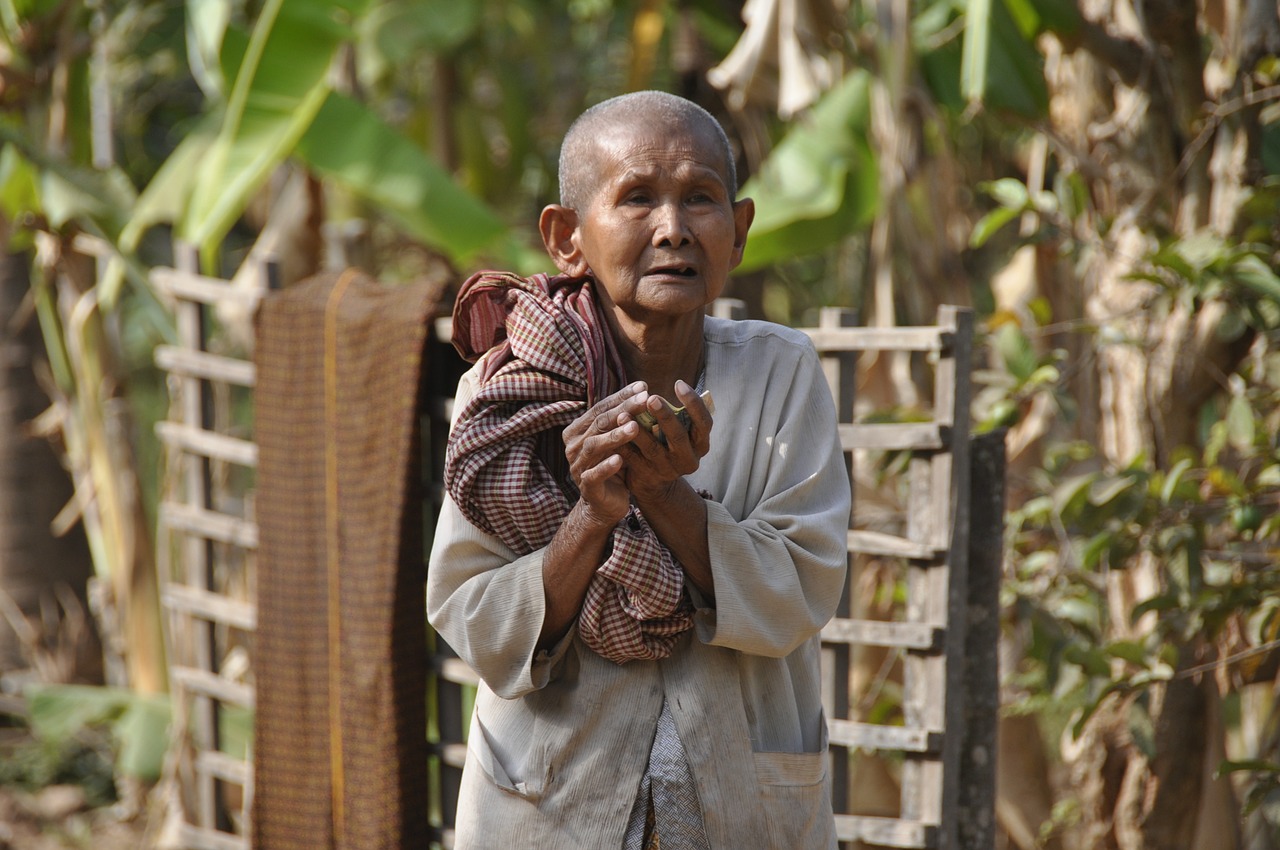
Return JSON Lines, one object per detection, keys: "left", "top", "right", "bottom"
{"left": 562, "top": 380, "right": 712, "bottom": 528}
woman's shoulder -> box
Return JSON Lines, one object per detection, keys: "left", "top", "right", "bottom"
{"left": 703, "top": 315, "right": 817, "bottom": 354}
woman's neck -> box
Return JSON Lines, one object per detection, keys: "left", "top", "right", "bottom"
{"left": 610, "top": 314, "right": 705, "bottom": 401}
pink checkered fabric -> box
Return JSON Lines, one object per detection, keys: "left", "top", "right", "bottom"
{"left": 444, "top": 271, "right": 694, "bottom": 664}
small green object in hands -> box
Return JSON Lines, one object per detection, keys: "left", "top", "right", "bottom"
{"left": 634, "top": 390, "right": 715, "bottom": 445}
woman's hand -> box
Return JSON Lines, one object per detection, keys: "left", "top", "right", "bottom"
{"left": 622, "top": 379, "right": 713, "bottom": 501}
{"left": 562, "top": 382, "right": 652, "bottom": 525}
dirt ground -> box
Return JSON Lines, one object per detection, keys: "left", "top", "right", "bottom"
{"left": 0, "top": 783, "right": 147, "bottom": 850}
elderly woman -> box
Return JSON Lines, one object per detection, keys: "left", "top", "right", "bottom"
{"left": 428, "top": 90, "right": 850, "bottom": 849}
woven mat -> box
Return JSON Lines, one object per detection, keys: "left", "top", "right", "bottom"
{"left": 251, "top": 270, "right": 441, "bottom": 850}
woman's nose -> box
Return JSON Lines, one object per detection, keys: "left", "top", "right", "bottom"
{"left": 652, "top": 202, "right": 692, "bottom": 248}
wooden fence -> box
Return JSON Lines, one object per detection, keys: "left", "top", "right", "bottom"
{"left": 90, "top": 239, "right": 1000, "bottom": 850}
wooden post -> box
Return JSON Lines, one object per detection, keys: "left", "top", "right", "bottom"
{"left": 173, "top": 240, "right": 225, "bottom": 832}
{"left": 957, "top": 429, "right": 1005, "bottom": 850}
{"left": 817, "top": 307, "right": 857, "bottom": 827}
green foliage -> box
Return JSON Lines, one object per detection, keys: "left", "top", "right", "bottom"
{"left": 1005, "top": 372, "right": 1280, "bottom": 738}
{"left": 738, "top": 70, "right": 878, "bottom": 271}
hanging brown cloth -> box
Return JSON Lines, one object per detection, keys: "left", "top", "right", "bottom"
{"left": 251, "top": 269, "right": 441, "bottom": 850}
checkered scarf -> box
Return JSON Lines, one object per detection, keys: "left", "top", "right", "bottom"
{"left": 444, "top": 271, "right": 694, "bottom": 664}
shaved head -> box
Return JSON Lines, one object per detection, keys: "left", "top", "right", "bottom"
{"left": 558, "top": 91, "right": 737, "bottom": 211}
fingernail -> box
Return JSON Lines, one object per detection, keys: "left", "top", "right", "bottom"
{"left": 675, "top": 379, "right": 690, "bottom": 392}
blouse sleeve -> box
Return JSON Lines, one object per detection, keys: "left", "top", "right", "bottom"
{"left": 425, "top": 367, "right": 572, "bottom": 699}
{"left": 692, "top": 340, "right": 851, "bottom": 657}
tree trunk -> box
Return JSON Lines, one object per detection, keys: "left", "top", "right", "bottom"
{"left": 0, "top": 249, "right": 101, "bottom": 683}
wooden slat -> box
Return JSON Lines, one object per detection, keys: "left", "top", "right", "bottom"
{"left": 177, "top": 823, "right": 247, "bottom": 850}
{"left": 822, "top": 618, "right": 941, "bottom": 651}
{"left": 435, "top": 656, "right": 480, "bottom": 688}
{"left": 847, "top": 529, "right": 941, "bottom": 560}
{"left": 160, "top": 502, "right": 258, "bottom": 549}
{"left": 434, "top": 316, "right": 454, "bottom": 343}
{"left": 155, "top": 345, "right": 256, "bottom": 386}
{"left": 840, "top": 422, "right": 946, "bottom": 451}
{"left": 152, "top": 266, "right": 262, "bottom": 309}
{"left": 156, "top": 421, "right": 258, "bottom": 467}
{"left": 163, "top": 584, "right": 257, "bottom": 631}
{"left": 171, "top": 665, "right": 255, "bottom": 709}
{"left": 433, "top": 741, "right": 467, "bottom": 769}
{"left": 71, "top": 232, "right": 112, "bottom": 259}
{"left": 827, "top": 719, "right": 942, "bottom": 754}
{"left": 804, "top": 326, "right": 951, "bottom": 352}
{"left": 195, "top": 749, "right": 250, "bottom": 785}
{"left": 834, "top": 815, "right": 938, "bottom": 849}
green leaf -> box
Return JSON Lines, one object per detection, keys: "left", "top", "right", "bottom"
{"left": 994, "top": 323, "right": 1038, "bottom": 382}
{"left": 961, "top": 0, "right": 994, "bottom": 105}
{"left": 736, "top": 70, "right": 877, "bottom": 271}
{"left": 99, "top": 115, "right": 219, "bottom": 307}
{"left": 970, "top": 204, "right": 1021, "bottom": 247}
{"left": 963, "top": 0, "right": 1049, "bottom": 115}
{"left": 185, "top": 0, "right": 231, "bottom": 100}
{"left": 1160, "top": 457, "right": 1194, "bottom": 504}
{"left": 1087, "top": 474, "right": 1135, "bottom": 507}
{"left": 1226, "top": 394, "right": 1256, "bottom": 451}
{"left": 1231, "top": 254, "right": 1280, "bottom": 302}
{"left": 360, "top": 0, "right": 480, "bottom": 67}
{"left": 1105, "top": 639, "right": 1148, "bottom": 665}
{"left": 0, "top": 143, "right": 38, "bottom": 249}
{"left": 1131, "top": 593, "right": 1179, "bottom": 623}
{"left": 183, "top": 0, "right": 372, "bottom": 261}
{"left": 296, "top": 92, "right": 507, "bottom": 263}
{"left": 114, "top": 694, "right": 170, "bottom": 780}
{"left": 1052, "top": 473, "right": 1094, "bottom": 518}
{"left": 26, "top": 684, "right": 132, "bottom": 742}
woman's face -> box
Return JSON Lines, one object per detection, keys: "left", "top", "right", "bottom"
{"left": 570, "top": 122, "right": 753, "bottom": 329}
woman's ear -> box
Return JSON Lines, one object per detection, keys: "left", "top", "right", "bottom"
{"left": 539, "top": 205, "right": 589, "bottom": 277}
{"left": 728, "top": 197, "right": 755, "bottom": 271}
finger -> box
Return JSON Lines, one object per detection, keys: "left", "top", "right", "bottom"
{"left": 571, "top": 382, "right": 648, "bottom": 438}
{"left": 570, "top": 420, "right": 642, "bottom": 482}
{"left": 672, "top": 380, "right": 713, "bottom": 456}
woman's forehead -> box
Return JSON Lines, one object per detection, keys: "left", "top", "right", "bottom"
{"left": 593, "top": 122, "right": 731, "bottom": 185}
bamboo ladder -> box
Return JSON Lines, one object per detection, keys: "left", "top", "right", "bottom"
{"left": 806, "top": 305, "right": 974, "bottom": 849}
{"left": 153, "top": 243, "right": 275, "bottom": 850}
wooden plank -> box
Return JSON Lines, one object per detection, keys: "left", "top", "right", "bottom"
{"left": 839, "top": 422, "right": 946, "bottom": 451}
{"left": 847, "top": 529, "right": 940, "bottom": 560}
{"left": 834, "top": 815, "right": 937, "bottom": 849}
{"left": 822, "top": 618, "right": 941, "bottom": 651}
{"left": 434, "top": 316, "right": 454, "bottom": 344}
{"left": 195, "top": 749, "right": 249, "bottom": 786}
{"left": 437, "top": 656, "right": 480, "bottom": 688}
{"left": 156, "top": 421, "right": 258, "bottom": 467}
{"left": 152, "top": 266, "right": 263, "bottom": 309}
{"left": 160, "top": 502, "right": 259, "bottom": 549}
{"left": 827, "top": 719, "right": 942, "bottom": 754}
{"left": 171, "top": 665, "right": 255, "bottom": 709}
{"left": 173, "top": 240, "right": 222, "bottom": 834}
{"left": 817, "top": 306, "right": 857, "bottom": 821}
{"left": 155, "top": 345, "right": 256, "bottom": 386}
{"left": 434, "top": 741, "right": 467, "bottom": 769}
{"left": 804, "top": 326, "right": 952, "bottom": 353}
{"left": 162, "top": 584, "right": 257, "bottom": 631}
{"left": 177, "top": 823, "right": 247, "bottom": 850}
{"left": 958, "top": 430, "right": 1005, "bottom": 850}
{"left": 70, "top": 232, "right": 111, "bottom": 259}
{"left": 934, "top": 305, "right": 975, "bottom": 850}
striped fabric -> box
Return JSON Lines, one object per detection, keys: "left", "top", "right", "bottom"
{"left": 445, "top": 271, "right": 694, "bottom": 664}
